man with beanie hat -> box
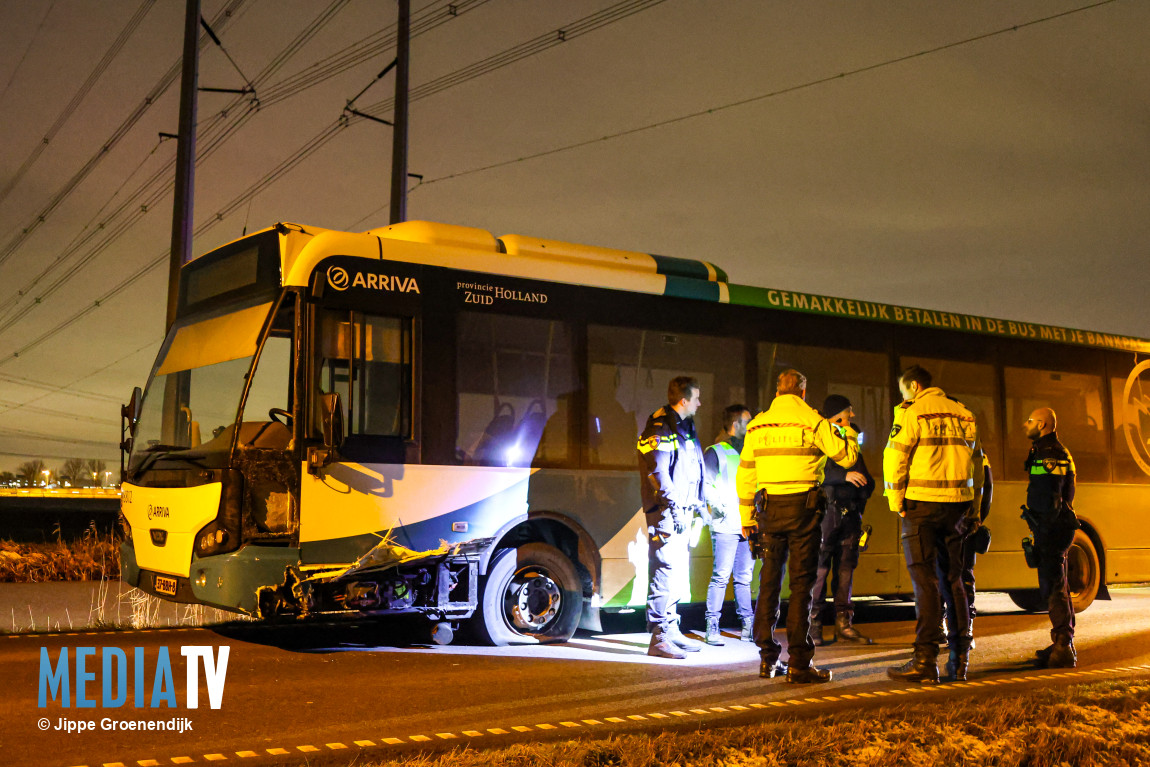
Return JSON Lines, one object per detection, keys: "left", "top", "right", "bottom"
{"left": 809, "top": 394, "right": 876, "bottom": 645}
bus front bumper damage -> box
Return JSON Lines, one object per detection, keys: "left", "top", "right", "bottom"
{"left": 255, "top": 535, "right": 494, "bottom": 621}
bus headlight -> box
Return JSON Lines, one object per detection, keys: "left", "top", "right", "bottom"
{"left": 194, "top": 521, "right": 235, "bottom": 557}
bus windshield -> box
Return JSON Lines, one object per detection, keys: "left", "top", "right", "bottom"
{"left": 128, "top": 300, "right": 274, "bottom": 474}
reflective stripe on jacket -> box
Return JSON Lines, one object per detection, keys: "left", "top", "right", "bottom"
{"left": 637, "top": 406, "right": 705, "bottom": 514}
{"left": 704, "top": 440, "right": 743, "bottom": 535}
{"left": 735, "top": 394, "right": 859, "bottom": 526}
{"left": 883, "top": 386, "right": 977, "bottom": 510}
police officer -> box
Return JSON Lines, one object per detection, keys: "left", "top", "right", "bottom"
{"left": 884, "top": 365, "right": 981, "bottom": 684}
{"left": 637, "top": 376, "right": 707, "bottom": 659}
{"left": 1022, "top": 407, "right": 1078, "bottom": 669}
{"left": 703, "top": 404, "right": 755, "bottom": 646}
{"left": 737, "top": 369, "right": 859, "bottom": 683}
{"left": 809, "top": 394, "right": 875, "bottom": 646}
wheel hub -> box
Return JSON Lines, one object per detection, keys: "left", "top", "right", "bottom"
{"left": 508, "top": 567, "right": 562, "bottom": 632}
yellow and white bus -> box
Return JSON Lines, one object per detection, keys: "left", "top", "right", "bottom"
{"left": 119, "top": 220, "right": 1150, "bottom": 643}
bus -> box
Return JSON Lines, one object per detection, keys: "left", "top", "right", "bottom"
{"left": 118, "top": 220, "right": 1150, "bottom": 643}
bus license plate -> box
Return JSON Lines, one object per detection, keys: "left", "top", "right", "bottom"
{"left": 154, "top": 575, "right": 178, "bottom": 596}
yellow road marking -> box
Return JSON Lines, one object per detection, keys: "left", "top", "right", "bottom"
{"left": 409, "top": 735, "right": 432, "bottom": 742}
{"left": 266, "top": 749, "right": 289, "bottom": 756}
{"left": 487, "top": 728, "right": 509, "bottom": 734}
{"left": 605, "top": 717, "right": 625, "bottom": 723}
{"left": 670, "top": 711, "right": 690, "bottom": 716}
{"left": 297, "top": 745, "right": 319, "bottom": 752}
{"left": 324, "top": 744, "right": 347, "bottom": 750}
{"left": 237, "top": 751, "right": 260, "bottom": 757}
{"left": 171, "top": 759, "right": 194, "bottom": 765}
{"left": 204, "top": 756, "right": 227, "bottom": 762}
{"left": 354, "top": 740, "right": 376, "bottom": 747}
{"left": 689, "top": 709, "right": 709, "bottom": 715}
{"left": 649, "top": 713, "right": 670, "bottom": 719}
{"left": 136, "top": 761, "right": 160, "bottom": 766}
{"left": 536, "top": 724, "right": 557, "bottom": 730}
{"left": 436, "top": 733, "right": 457, "bottom": 739}
{"left": 512, "top": 726, "right": 533, "bottom": 732}
{"left": 463, "top": 730, "right": 484, "bottom": 736}
{"left": 581, "top": 720, "right": 603, "bottom": 725}
{"left": 383, "top": 738, "right": 405, "bottom": 745}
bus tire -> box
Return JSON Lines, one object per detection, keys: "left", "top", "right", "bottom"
{"left": 1007, "top": 528, "right": 1101, "bottom": 614}
{"left": 471, "top": 543, "right": 581, "bottom": 646}
{"left": 1067, "top": 527, "right": 1100, "bottom": 613}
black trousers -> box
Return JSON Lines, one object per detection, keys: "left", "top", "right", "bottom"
{"left": 901, "top": 499, "right": 976, "bottom": 657}
{"left": 940, "top": 536, "right": 977, "bottom": 649}
{"left": 753, "top": 492, "right": 823, "bottom": 669}
{"left": 1034, "top": 518, "right": 1076, "bottom": 641}
{"left": 810, "top": 500, "right": 863, "bottom": 620}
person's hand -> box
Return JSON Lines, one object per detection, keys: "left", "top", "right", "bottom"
{"left": 742, "top": 524, "right": 758, "bottom": 539}
{"left": 846, "top": 471, "right": 867, "bottom": 487}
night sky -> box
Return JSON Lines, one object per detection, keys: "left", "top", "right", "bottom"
{"left": 0, "top": 0, "right": 1146, "bottom": 470}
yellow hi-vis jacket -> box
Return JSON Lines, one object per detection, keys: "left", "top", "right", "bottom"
{"left": 883, "top": 386, "right": 978, "bottom": 511}
{"left": 736, "top": 394, "right": 859, "bottom": 527}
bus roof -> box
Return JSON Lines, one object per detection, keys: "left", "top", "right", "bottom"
{"left": 243, "top": 220, "right": 1150, "bottom": 355}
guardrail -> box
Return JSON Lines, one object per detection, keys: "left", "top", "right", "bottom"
{"left": 0, "top": 488, "right": 120, "bottom": 498}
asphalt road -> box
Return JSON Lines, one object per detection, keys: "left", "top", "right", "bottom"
{"left": 4, "top": 588, "right": 1150, "bottom": 767}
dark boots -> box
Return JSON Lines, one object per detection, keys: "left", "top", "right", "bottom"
{"left": 943, "top": 646, "right": 970, "bottom": 682}
{"left": 834, "top": 613, "right": 873, "bottom": 645}
{"left": 887, "top": 648, "right": 940, "bottom": 684}
{"left": 809, "top": 614, "right": 824, "bottom": 646}
{"left": 760, "top": 658, "right": 787, "bottom": 678}
{"left": 786, "top": 664, "right": 832, "bottom": 684}
{"left": 1041, "top": 636, "right": 1077, "bottom": 668}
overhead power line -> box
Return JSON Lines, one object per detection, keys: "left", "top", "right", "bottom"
{"left": 0, "top": 0, "right": 249, "bottom": 272}
{"left": 0, "top": 0, "right": 478, "bottom": 334}
{"left": 0, "top": 0, "right": 157, "bottom": 208}
{"left": 0, "top": 0, "right": 355, "bottom": 329}
{"left": 0, "top": 0, "right": 668, "bottom": 365}
{"left": 407, "top": 0, "right": 1125, "bottom": 190}
{"left": 0, "top": 1, "right": 59, "bottom": 107}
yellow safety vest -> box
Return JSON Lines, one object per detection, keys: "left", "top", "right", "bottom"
{"left": 883, "top": 387, "right": 977, "bottom": 510}
{"left": 736, "top": 394, "right": 859, "bottom": 526}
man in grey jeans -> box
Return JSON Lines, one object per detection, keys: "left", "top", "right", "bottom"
{"left": 702, "top": 404, "right": 755, "bottom": 645}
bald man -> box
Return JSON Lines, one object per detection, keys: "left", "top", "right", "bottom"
{"left": 1023, "top": 407, "right": 1079, "bottom": 668}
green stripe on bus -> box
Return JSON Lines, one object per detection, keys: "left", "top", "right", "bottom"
{"left": 663, "top": 275, "right": 721, "bottom": 301}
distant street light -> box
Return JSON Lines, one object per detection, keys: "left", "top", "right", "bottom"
{"left": 41, "top": 469, "right": 50, "bottom": 487}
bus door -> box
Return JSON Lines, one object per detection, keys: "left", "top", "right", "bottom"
{"left": 233, "top": 292, "right": 300, "bottom": 544}
{"left": 300, "top": 305, "right": 418, "bottom": 565}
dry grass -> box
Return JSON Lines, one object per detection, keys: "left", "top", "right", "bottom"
{"left": 0, "top": 526, "right": 120, "bottom": 582}
{"left": 349, "top": 678, "right": 1150, "bottom": 767}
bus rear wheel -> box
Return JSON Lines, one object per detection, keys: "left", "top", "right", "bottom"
{"left": 1007, "top": 528, "right": 1101, "bottom": 614}
{"left": 471, "top": 543, "right": 581, "bottom": 646}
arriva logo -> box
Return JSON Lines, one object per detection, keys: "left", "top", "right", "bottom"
{"left": 326, "top": 265, "right": 420, "bottom": 294}
{"left": 326, "top": 266, "right": 350, "bottom": 291}
{"left": 1122, "top": 360, "right": 1150, "bottom": 477}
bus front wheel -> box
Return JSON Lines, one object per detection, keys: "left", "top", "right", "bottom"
{"left": 471, "top": 543, "right": 582, "bottom": 646}
{"left": 1007, "top": 528, "right": 1101, "bottom": 614}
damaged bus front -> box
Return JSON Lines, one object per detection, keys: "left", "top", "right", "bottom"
{"left": 119, "top": 228, "right": 485, "bottom": 634}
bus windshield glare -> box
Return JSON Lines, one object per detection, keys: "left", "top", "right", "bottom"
{"left": 128, "top": 300, "right": 274, "bottom": 473}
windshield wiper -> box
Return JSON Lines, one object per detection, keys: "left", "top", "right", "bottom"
{"left": 130, "top": 446, "right": 209, "bottom": 478}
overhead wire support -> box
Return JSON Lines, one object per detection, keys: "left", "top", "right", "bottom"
{"left": 200, "top": 15, "right": 258, "bottom": 99}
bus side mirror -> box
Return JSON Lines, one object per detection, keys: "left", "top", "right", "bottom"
{"left": 121, "top": 386, "right": 142, "bottom": 437}
{"left": 309, "top": 392, "right": 344, "bottom": 475}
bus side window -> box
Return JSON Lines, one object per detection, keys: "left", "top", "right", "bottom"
{"left": 1004, "top": 366, "right": 1110, "bottom": 482}
{"left": 317, "top": 311, "right": 412, "bottom": 442}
